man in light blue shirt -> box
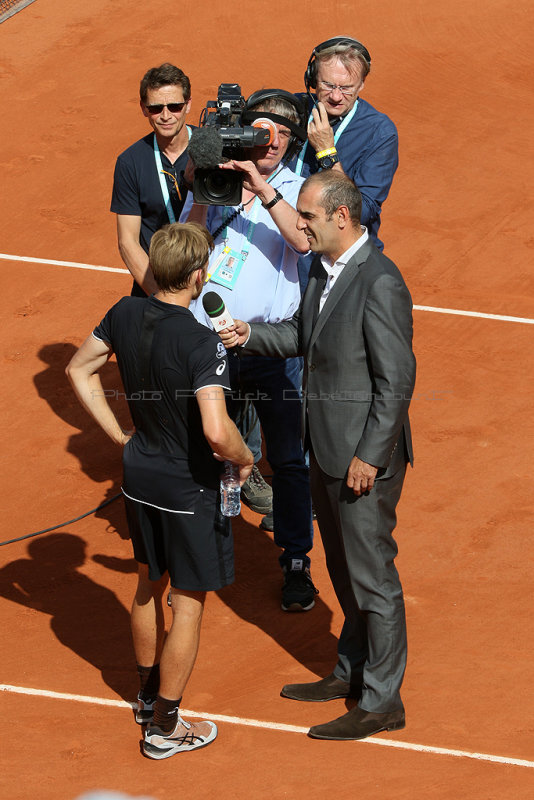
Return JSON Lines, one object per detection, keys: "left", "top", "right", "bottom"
{"left": 190, "top": 163, "right": 304, "bottom": 325}
{"left": 182, "top": 90, "right": 317, "bottom": 612}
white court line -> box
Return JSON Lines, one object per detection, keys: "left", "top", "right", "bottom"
{"left": 1, "top": 684, "right": 533, "bottom": 769}
{"left": 0, "top": 252, "right": 128, "bottom": 275}
{"left": 413, "top": 304, "right": 534, "bottom": 325}
{"left": 1, "top": 252, "right": 534, "bottom": 325}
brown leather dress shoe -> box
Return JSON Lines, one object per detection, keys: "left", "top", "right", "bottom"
{"left": 280, "top": 673, "right": 361, "bottom": 702}
{"left": 308, "top": 706, "right": 405, "bottom": 740}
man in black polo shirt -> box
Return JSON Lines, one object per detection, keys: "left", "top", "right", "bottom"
{"left": 67, "top": 222, "right": 253, "bottom": 760}
{"left": 111, "top": 63, "right": 193, "bottom": 297}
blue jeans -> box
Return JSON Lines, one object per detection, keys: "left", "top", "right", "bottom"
{"left": 228, "top": 353, "right": 313, "bottom": 568}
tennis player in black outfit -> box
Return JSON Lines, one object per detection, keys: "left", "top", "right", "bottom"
{"left": 67, "top": 222, "right": 253, "bottom": 760}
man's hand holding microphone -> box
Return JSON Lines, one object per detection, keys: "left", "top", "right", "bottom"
{"left": 202, "top": 290, "right": 250, "bottom": 349}
{"left": 218, "top": 319, "right": 250, "bottom": 349}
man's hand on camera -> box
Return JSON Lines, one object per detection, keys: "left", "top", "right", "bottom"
{"left": 219, "top": 160, "right": 268, "bottom": 199}
{"left": 218, "top": 320, "right": 250, "bottom": 348}
{"left": 308, "top": 101, "right": 335, "bottom": 153}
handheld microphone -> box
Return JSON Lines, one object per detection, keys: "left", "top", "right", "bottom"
{"left": 202, "top": 291, "right": 235, "bottom": 332}
{"left": 188, "top": 127, "right": 224, "bottom": 169}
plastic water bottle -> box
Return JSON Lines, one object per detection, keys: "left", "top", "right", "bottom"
{"left": 220, "top": 461, "right": 241, "bottom": 517}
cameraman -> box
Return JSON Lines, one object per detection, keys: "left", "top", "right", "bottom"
{"left": 111, "top": 63, "right": 193, "bottom": 297}
{"left": 182, "top": 90, "right": 317, "bottom": 613}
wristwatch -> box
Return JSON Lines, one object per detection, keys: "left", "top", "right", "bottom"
{"left": 315, "top": 147, "right": 339, "bottom": 170}
{"left": 262, "top": 189, "right": 283, "bottom": 209}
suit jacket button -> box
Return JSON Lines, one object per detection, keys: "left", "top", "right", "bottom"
{"left": 309, "top": 363, "right": 316, "bottom": 371}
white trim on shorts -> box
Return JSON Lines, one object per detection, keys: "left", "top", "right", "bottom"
{"left": 122, "top": 487, "right": 197, "bottom": 514}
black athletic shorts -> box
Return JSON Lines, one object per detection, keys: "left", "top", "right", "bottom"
{"left": 124, "top": 488, "right": 234, "bottom": 591}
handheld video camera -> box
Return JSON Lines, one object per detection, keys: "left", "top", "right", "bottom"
{"left": 192, "top": 84, "right": 273, "bottom": 206}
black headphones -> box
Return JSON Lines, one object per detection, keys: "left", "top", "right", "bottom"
{"left": 304, "top": 36, "right": 372, "bottom": 91}
{"left": 241, "top": 89, "right": 308, "bottom": 162}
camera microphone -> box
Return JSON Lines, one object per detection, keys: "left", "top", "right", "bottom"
{"left": 202, "top": 291, "right": 235, "bottom": 333}
{"left": 188, "top": 127, "right": 224, "bottom": 169}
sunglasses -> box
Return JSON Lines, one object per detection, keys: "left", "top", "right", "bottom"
{"left": 145, "top": 102, "right": 186, "bottom": 115}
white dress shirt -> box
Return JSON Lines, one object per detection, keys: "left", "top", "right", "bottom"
{"left": 319, "top": 227, "right": 369, "bottom": 313}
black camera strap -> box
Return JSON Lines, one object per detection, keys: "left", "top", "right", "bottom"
{"left": 210, "top": 205, "right": 242, "bottom": 242}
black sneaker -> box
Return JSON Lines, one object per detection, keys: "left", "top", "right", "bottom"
{"left": 281, "top": 561, "right": 318, "bottom": 612}
{"left": 241, "top": 465, "right": 273, "bottom": 514}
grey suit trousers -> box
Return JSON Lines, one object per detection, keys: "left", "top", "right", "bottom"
{"left": 310, "top": 446, "right": 407, "bottom": 713}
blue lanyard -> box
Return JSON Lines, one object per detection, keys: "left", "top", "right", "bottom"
{"left": 154, "top": 128, "right": 192, "bottom": 223}
{"left": 295, "top": 100, "right": 359, "bottom": 176}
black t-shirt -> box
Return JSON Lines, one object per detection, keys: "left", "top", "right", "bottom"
{"left": 93, "top": 295, "right": 231, "bottom": 511}
{"left": 111, "top": 132, "right": 192, "bottom": 297}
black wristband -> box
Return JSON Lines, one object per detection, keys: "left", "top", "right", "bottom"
{"left": 262, "top": 189, "right": 283, "bottom": 209}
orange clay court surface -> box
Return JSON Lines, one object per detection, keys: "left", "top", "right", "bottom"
{"left": 1, "top": 1, "right": 534, "bottom": 798}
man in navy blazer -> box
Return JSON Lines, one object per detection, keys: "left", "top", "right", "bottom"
{"left": 221, "top": 170, "right": 416, "bottom": 740}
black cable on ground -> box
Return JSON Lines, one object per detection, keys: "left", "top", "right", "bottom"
{"left": 0, "top": 493, "right": 122, "bottom": 547}
{"left": 1, "top": 403, "right": 274, "bottom": 549}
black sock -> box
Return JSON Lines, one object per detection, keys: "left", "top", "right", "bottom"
{"left": 136, "top": 663, "right": 160, "bottom": 701}
{"left": 153, "top": 694, "right": 182, "bottom": 733}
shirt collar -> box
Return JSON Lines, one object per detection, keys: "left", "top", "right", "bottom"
{"left": 320, "top": 227, "right": 368, "bottom": 274}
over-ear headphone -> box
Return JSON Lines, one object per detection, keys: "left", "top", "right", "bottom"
{"left": 241, "top": 89, "right": 308, "bottom": 162}
{"left": 304, "top": 36, "right": 372, "bottom": 91}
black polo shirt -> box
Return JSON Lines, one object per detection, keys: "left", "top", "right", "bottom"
{"left": 111, "top": 133, "right": 192, "bottom": 297}
{"left": 93, "top": 295, "right": 231, "bottom": 511}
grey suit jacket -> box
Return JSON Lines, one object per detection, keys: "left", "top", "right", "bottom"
{"left": 245, "top": 240, "right": 416, "bottom": 479}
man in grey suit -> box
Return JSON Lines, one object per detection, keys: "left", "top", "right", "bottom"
{"left": 221, "top": 169, "right": 416, "bottom": 740}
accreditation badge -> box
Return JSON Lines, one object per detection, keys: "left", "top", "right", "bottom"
{"left": 209, "top": 246, "right": 246, "bottom": 290}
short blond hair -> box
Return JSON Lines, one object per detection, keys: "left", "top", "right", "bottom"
{"left": 149, "top": 222, "right": 214, "bottom": 291}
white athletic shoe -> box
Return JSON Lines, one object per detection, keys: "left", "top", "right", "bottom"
{"left": 143, "top": 714, "right": 218, "bottom": 760}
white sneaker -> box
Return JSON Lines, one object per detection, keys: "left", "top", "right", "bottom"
{"left": 143, "top": 714, "right": 218, "bottom": 760}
